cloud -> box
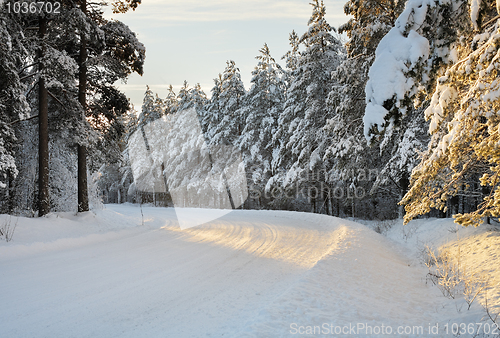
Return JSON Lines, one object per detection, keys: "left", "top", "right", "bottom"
{"left": 108, "top": 0, "right": 344, "bottom": 25}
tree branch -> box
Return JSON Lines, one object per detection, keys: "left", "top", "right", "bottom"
{"left": 8, "top": 115, "right": 39, "bottom": 125}
{"left": 18, "top": 62, "right": 39, "bottom": 74}
{"left": 19, "top": 72, "right": 38, "bottom": 82}
{"left": 481, "top": 15, "right": 500, "bottom": 30}
{"left": 47, "top": 90, "right": 65, "bottom": 107}
{"left": 25, "top": 80, "right": 39, "bottom": 98}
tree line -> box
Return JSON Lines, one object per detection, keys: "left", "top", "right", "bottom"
{"left": 116, "top": 0, "right": 408, "bottom": 220}
{"left": 3, "top": 0, "right": 500, "bottom": 225}
{"left": 120, "top": 0, "right": 500, "bottom": 223}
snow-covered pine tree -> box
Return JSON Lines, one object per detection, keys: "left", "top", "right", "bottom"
{"left": 359, "top": 0, "right": 449, "bottom": 214}
{"left": 138, "top": 86, "right": 163, "bottom": 128}
{"left": 177, "top": 81, "right": 208, "bottom": 113}
{"left": 322, "top": 0, "right": 407, "bottom": 219}
{"left": 4, "top": 3, "right": 85, "bottom": 215}
{"left": 177, "top": 82, "right": 208, "bottom": 148}
{"left": 209, "top": 60, "right": 246, "bottom": 147}
{"left": 86, "top": 18, "right": 146, "bottom": 162}
{"left": 400, "top": 0, "right": 500, "bottom": 226}
{"left": 0, "top": 9, "right": 31, "bottom": 213}
{"left": 83, "top": 15, "right": 145, "bottom": 209}
{"left": 324, "top": 0, "right": 403, "bottom": 163}
{"left": 202, "top": 74, "right": 223, "bottom": 142}
{"left": 129, "top": 87, "right": 162, "bottom": 204}
{"left": 363, "top": 0, "right": 470, "bottom": 141}
{"left": 177, "top": 81, "right": 190, "bottom": 112}
{"left": 281, "top": 30, "right": 301, "bottom": 88}
{"left": 237, "top": 44, "right": 286, "bottom": 208}
{"left": 341, "top": 0, "right": 402, "bottom": 58}
{"left": 270, "top": 0, "right": 343, "bottom": 212}
{"left": 191, "top": 83, "right": 208, "bottom": 111}
{"left": 154, "top": 93, "right": 166, "bottom": 117}
{"left": 164, "top": 84, "right": 179, "bottom": 115}
{"left": 363, "top": 0, "right": 500, "bottom": 224}
{"left": 282, "top": 30, "right": 301, "bottom": 72}
{"left": 69, "top": 0, "right": 145, "bottom": 212}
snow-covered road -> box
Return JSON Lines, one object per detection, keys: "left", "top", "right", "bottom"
{"left": 0, "top": 205, "right": 458, "bottom": 337}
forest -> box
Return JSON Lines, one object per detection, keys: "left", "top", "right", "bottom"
{"left": 2, "top": 0, "right": 500, "bottom": 226}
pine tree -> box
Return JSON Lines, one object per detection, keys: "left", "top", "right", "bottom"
{"left": 0, "top": 9, "right": 30, "bottom": 212}
{"left": 282, "top": 30, "right": 301, "bottom": 72}
{"left": 341, "top": 0, "right": 401, "bottom": 58}
{"left": 138, "top": 86, "right": 163, "bottom": 128}
{"left": 177, "top": 81, "right": 207, "bottom": 113}
{"left": 270, "top": 0, "right": 342, "bottom": 212}
{"left": 190, "top": 83, "right": 208, "bottom": 111}
{"left": 177, "top": 81, "right": 190, "bottom": 112}
{"left": 203, "top": 74, "right": 223, "bottom": 141}
{"left": 73, "top": 0, "right": 145, "bottom": 212}
{"left": 281, "top": 30, "right": 301, "bottom": 88}
{"left": 209, "top": 61, "right": 246, "bottom": 146}
{"left": 363, "top": 0, "right": 469, "bottom": 140}
{"left": 363, "top": 0, "right": 500, "bottom": 224}
{"left": 3, "top": 3, "right": 82, "bottom": 215}
{"left": 238, "top": 44, "right": 286, "bottom": 206}
{"left": 321, "top": 0, "right": 405, "bottom": 218}
{"left": 164, "top": 84, "right": 179, "bottom": 115}
{"left": 401, "top": 0, "right": 500, "bottom": 226}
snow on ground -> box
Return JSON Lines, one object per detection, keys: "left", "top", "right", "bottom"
{"left": 0, "top": 204, "right": 499, "bottom": 337}
{"left": 384, "top": 217, "right": 500, "bottom": 321}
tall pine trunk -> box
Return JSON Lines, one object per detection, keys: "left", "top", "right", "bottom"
{"left": 38, "top": 16, "right": 50, "bottom": 217}
{"left": 78, "top": 0, "right": 89, "bottom": 212}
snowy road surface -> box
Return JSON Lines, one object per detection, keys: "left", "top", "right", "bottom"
{"left": 0, "top": 205, "right": 451, "bottom": 337}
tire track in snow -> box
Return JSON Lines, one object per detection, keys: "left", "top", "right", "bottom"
{"left": 174, "top": 210, "right": 347, "bottom": 268}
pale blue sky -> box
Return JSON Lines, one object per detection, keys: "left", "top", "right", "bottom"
{"left": 105, "top": 0, "right": 349, "bottom": 110}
